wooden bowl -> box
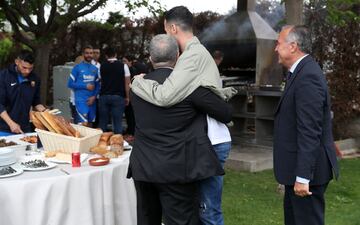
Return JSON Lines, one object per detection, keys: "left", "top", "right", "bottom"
{"left": 88, "top": 157, "right": 110, "bottom": 166}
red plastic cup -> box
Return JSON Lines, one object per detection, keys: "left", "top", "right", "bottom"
{"left": 72, "top": 152, "right": 81, "bottom": 167}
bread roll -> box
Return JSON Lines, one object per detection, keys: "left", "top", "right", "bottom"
{"left": 90, "top": 146, "right": 108, "bottom": 155}
{"left": 103, "top": 151, "right": 118, "bottom": 158}
{"left": 100, "top": 132, "right": 113, "bottom": 143}
{"left": 34, "top": 112, "right": 57, "bottom": 133}
{"left": 109, "top": 134, "right": 123, "bottom": 145}
{"left": 30, "top": 111, "right": 47, "bottom": 130}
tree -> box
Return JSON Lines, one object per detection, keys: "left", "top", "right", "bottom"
{"left": 285, "top": 0, "right": 304, "bottom": 24}
{"left": 0, "top": 0, "right": 164, "bottom": 104}
{"left": 0, "top": 0, "right": 109, "bottom": 103}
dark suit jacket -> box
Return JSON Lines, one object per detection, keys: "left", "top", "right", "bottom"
{"left": 273, "top": 55, "right": 339, "bottom": 186}
{"left": 128, "top": 68, "right": 233, "bottom": 183}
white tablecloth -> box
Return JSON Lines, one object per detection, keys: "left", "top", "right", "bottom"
{"left": 0, "top": 151, "right": 137, "bottom": 225}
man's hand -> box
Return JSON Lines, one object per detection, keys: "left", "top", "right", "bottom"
{"left": 86, "top": 83, "right": 95, "bottom": 91}
{"left": 294, "top": 182, "right": 312, "bottom": 197}
{"left": 9, "top": 121, "right": 23, "bottom": 134}
{"left": 87, "top": 96, "right": 96, "bottom": 106}
{"left": 222, "top": 87, "right": 238, "bottom": 101}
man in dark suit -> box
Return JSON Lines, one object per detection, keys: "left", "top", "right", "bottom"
{"left": 127, "top": 34, "right": 232, "bottom": 225}
{"left": 273, "top": 25, "right": 339, "bottom": 225}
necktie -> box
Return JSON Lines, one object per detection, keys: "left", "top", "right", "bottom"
{"left": 286, "top": 71, "right": 292, "bottom": 81}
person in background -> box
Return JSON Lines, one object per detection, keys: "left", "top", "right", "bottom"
{"left": 122, "top": 55, "right": 137, "bottom": 142}
{"left": 0, "top": 50, "right": 46, "bottom": 134}
{"left": 91, "top": 47, "right": 101, "bottom": 128}
{"left": 67, "top": 46, "right": 100, "bottom": 127}
{"left": 98, "top": 47, "right": 131, "bottom": 134}
{"left": 92, "top": 47, "right": 101, "bottom": 71}
{"left": 273, "top": 25, "right": 339, "bottom": 225}
{"left": 212, "top": 50, "right": 224, "bottom": 67}
{"left": 128, "top": 33, "right": 232, "bottom": 225}
{"left": 197, "top": 48, "right": 231, "bottom": 225}
{"left": 70, "top": 54, "right": 84, "bottom": 123}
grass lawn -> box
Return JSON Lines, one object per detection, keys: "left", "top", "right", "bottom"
{"left": 222, "top": 158, "right": 360, "bottom": 225}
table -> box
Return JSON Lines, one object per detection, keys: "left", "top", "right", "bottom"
{"left": 0, "top": 149, "right": 137, "bottom": 225}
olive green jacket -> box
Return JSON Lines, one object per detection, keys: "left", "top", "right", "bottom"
{"left": 131, "top": 36, "right": 236, "bottom": 106}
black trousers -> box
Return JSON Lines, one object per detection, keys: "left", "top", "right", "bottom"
{"left": 134, "top": 180, "right": 200, "bottom": 225}
{"left": 124, "top": 103, "right": 135, "bottom": 135}
{"left": 284, "top": 183, "right": 328, "bottom": 225}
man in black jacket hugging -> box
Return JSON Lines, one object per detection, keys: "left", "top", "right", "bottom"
{"left": 127, "top": 34, "right": 233, "bottom": 225}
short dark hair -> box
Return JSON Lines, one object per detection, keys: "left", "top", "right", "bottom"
{"left": 17, "top": 50, "right": 34, "bottom": 64}
{"left": 104, "top": 46, "right": 116, "bottom": 58}
{"left": 82, "top": 45, "right": 93, "bottom": 53}
{"left": 164, "top": 6, "right": 193, "bottom": 32}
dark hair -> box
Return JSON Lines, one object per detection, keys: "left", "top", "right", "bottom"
{"left": 123, "top": 55, "right": 135, "bottom": 61}
{"left": 82, "top": 45, "right": 93, "bottom": 53}
{"left": 212, "top": 50, "right": 224, "bottom": 60}
{"left": 164, "top": 6, "right": 193, "bottom": 32}
{"left": 104, "top": 46, "right": 116, "bottom": 58}
{"left": 17, "top": 50, "right": 34, "bottom": 64}
{"left": 285, "top": 25, "right": 312, "bottom": 54}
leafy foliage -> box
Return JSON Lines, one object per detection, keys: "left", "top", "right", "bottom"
{"left": 305, "top": 0, "right": 360, "bottom": 139}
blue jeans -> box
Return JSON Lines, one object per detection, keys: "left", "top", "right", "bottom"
{"left": 199, "top": 142, "right": 231, "bottom": 225}
{"left": 98, "top": 95, "right": 125, "bottom": 134}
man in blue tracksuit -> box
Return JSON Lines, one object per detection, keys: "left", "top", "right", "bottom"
{"left": 0, "top": 50, "right": 47, "bottom": 135}
{"left": 67, "top": 46, "right": 100, "bottom": 127}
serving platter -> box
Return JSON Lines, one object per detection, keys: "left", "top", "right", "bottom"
{"left": 0, "top": 164, "right": 23, "bottom": 178}
{"left": 20, "top": 159, "right": 57, "bottom": 171}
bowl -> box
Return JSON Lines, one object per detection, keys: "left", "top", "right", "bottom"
{"left": 88, "top": 157, "right": 110, "bottom": 166}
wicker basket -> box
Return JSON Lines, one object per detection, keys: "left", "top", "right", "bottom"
{"left": 36, "top": 124, "right": 102, "bottom": 153}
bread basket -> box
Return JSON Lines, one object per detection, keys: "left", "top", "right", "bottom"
{"left": 36, "top": 124, "right": 102, "bottom": 153}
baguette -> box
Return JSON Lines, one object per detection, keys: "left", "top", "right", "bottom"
{"left": 34, "top": 112, "right": 57, "bottom": 133}
{"left": 41, "top": 111, "right": 64, "bottom": 134}
{"left": 30, "top": 111, "right": 47, "bottom": 130}
{"left": 53, "top": 116, "right": 74, "bottom": 136}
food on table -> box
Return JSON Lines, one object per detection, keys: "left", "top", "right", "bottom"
{"left": 90, "top": 133, "right": 124, "bottom": 158}
{"left": 44, "top": 151, "right": 57, "bottom": 157}
{"left": 20, "top": 135, "right": 38, "bottom": 144}
{"left": 0, "top": 139, "right": 17, "bottom": 147}
{"left": 54, "top": 152, "right": 72, "bottom": 162}
{"left": 90, "top": 146, "right": 108, "bottom": 155}
{"left": 31, "top": 111, "right": 81, "bottom": 138}
{"left": 44, "top": 150, "right": 72, "bottom": 162}
{"left": 30, "top": 111, "right": 47, "bottom": 130}
{"left": 21, "top": 159, "right": 48, "bottom": 168}
{"left": 0, "top": 166, "right": 17, "bottom": 176}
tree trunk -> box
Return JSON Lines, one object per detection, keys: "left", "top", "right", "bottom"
{"left": 285, "top": 0, "right": 304, "bottom": 25}
{"left": 34, "top": 43, "right": 52, "bottom": 105}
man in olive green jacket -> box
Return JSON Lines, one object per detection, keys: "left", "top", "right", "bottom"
{"left": 131, "top": 11, "right": 236, "bottom": 106}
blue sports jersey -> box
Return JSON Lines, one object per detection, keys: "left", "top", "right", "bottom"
{"left": 67, "top": 62, "right": 100, "bottom": 101}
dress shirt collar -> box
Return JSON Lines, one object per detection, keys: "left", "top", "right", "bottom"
{"left": 289, "top": 54, "right": 308, "bottom": 73}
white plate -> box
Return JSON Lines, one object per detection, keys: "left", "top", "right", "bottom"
{"left": 47, "top": 153, "right": 89, "bottom": 164}
{"left": 0, "top": 164, "right": 23, "bottom": 178}
{"left": 20, "top": 160, "right": 57, "bottom": 171}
